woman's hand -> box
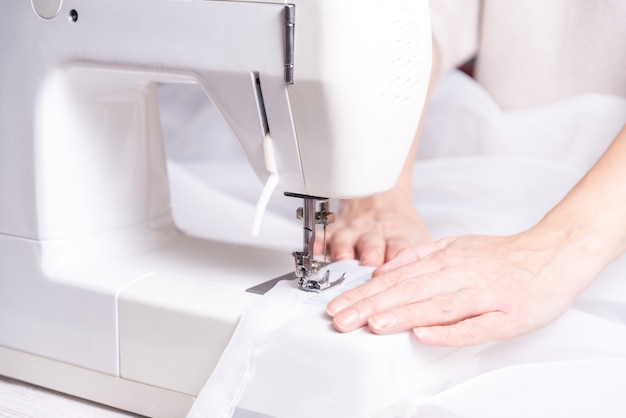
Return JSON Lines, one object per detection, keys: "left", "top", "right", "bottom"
{"left": 327, "top": 125, "right": 626, "bottom": 347}
{"left": 326, "top": 229, "right": 598, "bottom": 346}
{"left": 314, "top": 194, "right": 431, "bottom": 267}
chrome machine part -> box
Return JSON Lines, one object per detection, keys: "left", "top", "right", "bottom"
{"left": 286, "top": 192, "right": 343, "bottom": 292}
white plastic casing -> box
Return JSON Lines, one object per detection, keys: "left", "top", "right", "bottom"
{"left": 288, "top": 0, "right": 432, "bottom": 197}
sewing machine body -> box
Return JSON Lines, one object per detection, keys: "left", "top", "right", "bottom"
{"left": 0, "top": 0, "right": 431, "bottom": 415}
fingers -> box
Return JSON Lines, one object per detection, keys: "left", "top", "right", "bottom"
{"left": 327, "top": 239, "right": 460, "bottom": 327}
{"left": 327, "top": 254, "right": 448, "bottom": 319}
{"left": 328, "top": 269, "right": 459, "bottom": 332}
{"left": 384, "top": 221, "right": 432, "bottom": 262}
{"left": 356, "top": 232, "right": 386, "bottom": 266}
{"left": 384, "top": 235, "right": 416, "bottom": 263}
{"left": 335, "top": 287, "right": 510, "bottom": 346}
{"left": 313, "top": 233, "right": 326, "bottom": 256}
{"left": 314, "top": 199, "right": 431, "bottom": 268}
{"left": 367, "top": 288, "right": 486, "bottom": 334}
{"left": 412, "top": 311, "right": 509, "bottom": 347}
{"left": 326, "top": 276, "right": 399, "bottom": 319}
{"left": 317, "top": 226, "right": 392, "bottom": 266}
{"left": 326, "top": 266, "right": 416, "bottom": 318}
{"left": 326, "top": 228, "right": 357, "bottom": 261}
{"left": 375, "top": 237, "right": 454, "bottom": 275}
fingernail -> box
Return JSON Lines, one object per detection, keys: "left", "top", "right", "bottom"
{"left": 335, "top": 308, "right": 359, "bottom": 329}
{"left": 373, "top": 263, "right": 391, "bottom": 275}
{"left": 413, "top": 327, "right": 431, "bottom": 340}
{"left": 327, "top": 298, "right": 350, "bottom": 316}
{"left": 369, "top": 313, "right": 395, "bottom": 330}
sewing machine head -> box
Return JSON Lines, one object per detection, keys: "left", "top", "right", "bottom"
{"left": 1, "top": 2, "right": 431, "bottom": 413}
{"left": 1, "top": 0, "right": 431, "bottom": 291}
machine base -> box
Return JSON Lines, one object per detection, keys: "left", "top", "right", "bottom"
{"left": 0, "top": 345, "right": 193, "bottom": 417}
{"left": 0, "top": 229, "right": 293, "bottom": 417}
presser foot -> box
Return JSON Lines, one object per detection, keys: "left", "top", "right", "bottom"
{"left": 298, "top": 269, "right": 347, "bottom": 293}
{"left": 244, "top": 268, "right": 347, "bottom": 295}
{"left": 291, "top": 251, "right": 346, "bottom": 292}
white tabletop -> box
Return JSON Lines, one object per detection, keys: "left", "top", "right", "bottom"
{"left": 0, "top": 376, "right": 139, "bottom": 418}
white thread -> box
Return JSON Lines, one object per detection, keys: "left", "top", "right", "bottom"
{"left": 251, "top": 134, "right": 279, "bottom": 237}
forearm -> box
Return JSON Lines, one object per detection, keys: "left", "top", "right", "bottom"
{"left": 528, "top": 124, "right": 626, "bottom": 294}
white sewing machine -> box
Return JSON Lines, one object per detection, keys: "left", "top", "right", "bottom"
{"left": 0, "top": 0, "right": 431, "bottom": 416}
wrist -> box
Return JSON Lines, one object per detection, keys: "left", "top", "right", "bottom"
{"left": 522, "top": 210, "right": 619, "bottom": 300}
{"left": 339, "top": 187, "right": 414, "bottom": 216}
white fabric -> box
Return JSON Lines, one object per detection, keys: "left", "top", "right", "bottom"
{"left": 160, "top": 70, "right": 626, "bottom": 417}
{"left": 429, "top": 0, "right": 626, "bottom": 109}
{"left": 185, "top": 261, "right": 458, "bottom": 418}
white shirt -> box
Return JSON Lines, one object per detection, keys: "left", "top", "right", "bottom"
{"left": 430, "top": 0, "right": 626, "bottom": 109}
